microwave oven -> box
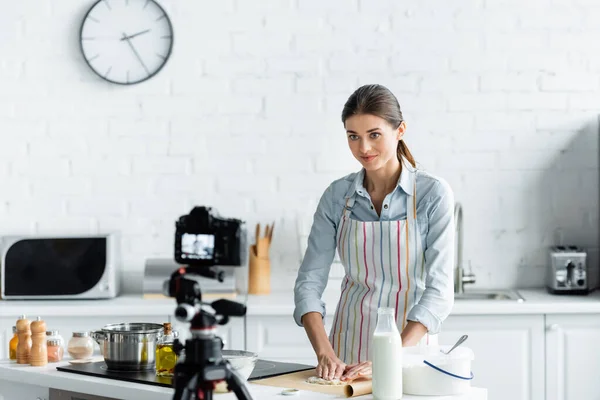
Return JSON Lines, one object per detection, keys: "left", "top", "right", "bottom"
{"left": 0, "top": 234, "right": 120, "bottom": 300}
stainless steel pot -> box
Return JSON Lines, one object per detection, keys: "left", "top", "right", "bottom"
{"left": 91, "top": 323, "right": 164, "bottom": 371}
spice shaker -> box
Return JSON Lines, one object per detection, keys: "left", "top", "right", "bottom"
{"left": 47, "top": 339, "right": 64, "bottom": 362}
{"left": 16, "top": 315, "right": 32, "bottom": 364}
{"left": 67, "top": 332, "right": 94, "bottom": 360}
{"left": 46, "top": 330, "right": 65, "bottom": 349}
{"left": 30, "top": 317, "right": 48, "bottom": 366}
{"left": 9, "top": 326, "right": 18, "bottom": 360}
{"left": 46, "top": 330, "right": 65, "bottom": 363}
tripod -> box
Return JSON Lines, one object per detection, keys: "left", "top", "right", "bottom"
{"left": 165, "top": 266, "right": 253, "bottom": 400}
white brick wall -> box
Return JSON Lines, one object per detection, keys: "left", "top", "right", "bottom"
{"left": 0, "top": 0, "right": 598, "bottom": 293}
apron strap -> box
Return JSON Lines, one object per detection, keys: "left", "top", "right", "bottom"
{"left": 407, "top": 179, "right": 417, "bottom": 220}
{"left": 343, "top": 195, "right": 356, "bottom": 218}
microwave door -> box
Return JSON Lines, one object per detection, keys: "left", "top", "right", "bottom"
{"left": 4, "top": 238, "right": 107, "bottom": 296}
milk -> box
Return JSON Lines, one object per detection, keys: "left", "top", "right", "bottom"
{"left": 372, "top": 308, "right": 403, "bottom": 400}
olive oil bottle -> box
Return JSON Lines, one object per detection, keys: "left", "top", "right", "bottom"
{"left": 156, "top": 323, "right": 178, "bottom": 377}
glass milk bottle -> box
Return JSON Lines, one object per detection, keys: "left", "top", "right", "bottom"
{"left": 372, "top": 307, "right": 403, "bottom": 400}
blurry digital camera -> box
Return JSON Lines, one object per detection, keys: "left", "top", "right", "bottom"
{"left": 174, "top": 206, "right": 246, "bottom": 267}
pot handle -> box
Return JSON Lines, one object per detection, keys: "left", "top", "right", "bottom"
{"left": 90, "top": 330, "right": 105, "bottom": 346}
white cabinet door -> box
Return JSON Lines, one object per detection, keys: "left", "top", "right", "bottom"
{"left": 545, "top": 314, "right": 600, "bottom": 400}
{"left": 0, "top": 381, "right": 49, "bottom": 400}
{"left": 170, "top": 316, "right": 245, "bottom": 352}
{"left": 438, "top": 314, "right": 545, "bottom": 400}
{"left": 246, "top": 315, "right": 330, "bottom": 365}
{"left": 0, "top": 321, "right": 11, "bottom": 360}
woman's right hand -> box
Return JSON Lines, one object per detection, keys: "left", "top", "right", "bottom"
{"left": 316, "top": 352, "right": 347, "bottom": 381}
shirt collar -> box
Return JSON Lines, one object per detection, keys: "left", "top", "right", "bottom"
{"left": 352, "top": 163, "right": 415, "bottom": 197}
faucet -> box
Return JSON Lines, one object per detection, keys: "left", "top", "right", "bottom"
{"left": 454, "top": 202, "right": 475, "bottom": 294}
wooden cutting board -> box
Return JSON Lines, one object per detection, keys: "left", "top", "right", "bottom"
{"left": 251, "top": 369, "right": 372, "bottom": 398}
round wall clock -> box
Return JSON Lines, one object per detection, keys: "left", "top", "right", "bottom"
{"left": 79, "top": 0, "right": 174, "bottom": 85}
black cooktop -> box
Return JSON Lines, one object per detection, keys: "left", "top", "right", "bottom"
{"left": 56, "top": 359, "right": 315, "bottom": 388}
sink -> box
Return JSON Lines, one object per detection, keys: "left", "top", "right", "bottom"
{"left": 454, "top": 289, "right": 525, "bottom": 302}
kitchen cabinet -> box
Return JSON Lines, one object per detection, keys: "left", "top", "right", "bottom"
{"left": 246, "top": 315, "right": 331, "bottom": 366}
{"left": 246, "top": 314, "right": 546, "bottom": 400}
{"left": 545, "top": 314, "right": 600, "bottom": 400}
{"left": 0, "top": 325, "right": 9, "bottom": 360}
{"left": 1, "top": 380, "right": 49, "bottom": 400}
{"left": 438, "top": 315, "right": 545, "bottom": 400}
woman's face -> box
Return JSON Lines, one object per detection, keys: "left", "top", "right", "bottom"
{"left": 345, "top": 113, "right": 405, "bottom": 172}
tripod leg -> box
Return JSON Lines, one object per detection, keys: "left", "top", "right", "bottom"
{"left": 225, "top": 369, "right": 253, "bottom": 400}
{"left": 178, "top": 374, "right": 198, "bottom": 400}
{"left": 200, "top": 387, "right": 213, "bottom": 400}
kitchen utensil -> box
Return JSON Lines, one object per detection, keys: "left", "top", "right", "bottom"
{"left": 249, "top": 221, "right": 273, "bottom": 294}
{"left": 248, "top": 245, "right": 270, "bottom": 294}
{"left": 252, "top": 369, "right": 372, "bottom": 398}
{"left": 91, "top": 323, "right": 164, "bottom": 371}
{"left": 256, "top": 237, "right": 270, "bottom": 258}
{"left": 16, "top": 315, "right": 31, "bottom": 364}
{"left": 441, "top": 334, "right": 468, "bottom": 355}
{"left": 403, "top": 345, "right": 474, "bottom": 396}
{"left": 68, "top": 331, "right": 94, "bottom": 360}
{"left": 266, "top": 222, "right": 274, "bottom": 243}
{"left": 30, "top": 317, "right": 48, "bottom": 366}
{"left": 213, "top": 350, "right": 259, "bottom": 393}
{"left": 223, "top": 350, "right": 258, "bottom": 380}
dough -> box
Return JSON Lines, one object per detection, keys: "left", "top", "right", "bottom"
{"left": 306, "top": 376, "right": 345, "bottom": 385}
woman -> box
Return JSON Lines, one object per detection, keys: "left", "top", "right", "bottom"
{"left": 293, "top": 84, "right": 455, "bottom": 383}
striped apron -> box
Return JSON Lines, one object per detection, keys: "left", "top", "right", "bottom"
{"left": 328, "top": 182, "right": 429, "bottom": 364}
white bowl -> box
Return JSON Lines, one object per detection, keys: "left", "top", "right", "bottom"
{"left": 222, "top": 350, "right": 258, "bottom": 381}
{"left": 402, "top": 345, "right": 474, "bottom": 396}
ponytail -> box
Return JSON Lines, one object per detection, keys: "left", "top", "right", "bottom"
{"left": 397, "top": 140, "right": 416, "bottom": 168}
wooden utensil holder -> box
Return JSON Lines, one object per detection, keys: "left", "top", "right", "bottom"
{"left": 255, "top": 237, "right": 270, "bottom": 259}
{"left": 248, "top": 245, "right": 270, "bottom": 295}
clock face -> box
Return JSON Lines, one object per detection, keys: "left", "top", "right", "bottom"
{"left": 80, "top": 0, "right": 173, "bottom": 85}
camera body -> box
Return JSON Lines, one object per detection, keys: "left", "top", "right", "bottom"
{"left": 174, "top": 206, "right": 246, "bottom": 267}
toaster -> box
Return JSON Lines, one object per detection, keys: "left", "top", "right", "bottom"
{"left": 547, "top": 246, "right": 589, "bottom": 295}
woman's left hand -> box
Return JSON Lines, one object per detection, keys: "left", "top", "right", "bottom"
{"left": 341, "top": 361, "right": 372, "bottom": 381}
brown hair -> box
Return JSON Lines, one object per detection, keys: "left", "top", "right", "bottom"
{"left": 341, "top": 84, "right": 416, "bottom": 168}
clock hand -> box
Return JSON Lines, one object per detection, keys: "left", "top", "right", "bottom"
{"left": 122, "top": 33, "right": 150, "bottom": 76}
{"left": 120, "top": 29, "right": 151, "bottom": 41}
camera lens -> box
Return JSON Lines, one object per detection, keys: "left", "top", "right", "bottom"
{"left": 175, "top": 303, "right": 197, "bottom": 322}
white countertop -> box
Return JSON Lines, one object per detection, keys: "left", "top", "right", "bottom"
{"left": 246, "top": 288, "right": 600, "bottom": 316}
{"left": 0, "top": 288, "right": 599, "bottom": 318}
{"left": 0, "top": 359, "right": 487, "bottom": 400}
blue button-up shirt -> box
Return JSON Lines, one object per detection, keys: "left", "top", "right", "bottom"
{"left": 293, "top": 164, "right": 455, "bottom": 334}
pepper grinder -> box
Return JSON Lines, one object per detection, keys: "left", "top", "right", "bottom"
{"left": 16, "top": 315, "right": 32, "bottom": 364}
{"left": 30, "top": 317, "right": 47, "bottom": 366}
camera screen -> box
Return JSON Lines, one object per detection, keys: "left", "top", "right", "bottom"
{"left": 181, "top": 233, "right": 215, "bottom": 260}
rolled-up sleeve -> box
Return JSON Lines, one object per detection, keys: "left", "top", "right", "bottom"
{"left": 293, "top": 184, "right": 338, "bottom": 327}
{"left": 407, "top": 179, "right": 455, "bottom": 334}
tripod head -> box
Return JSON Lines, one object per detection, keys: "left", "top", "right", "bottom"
{"left": 164, "top": 265, "right": 253, "bottom": 400}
